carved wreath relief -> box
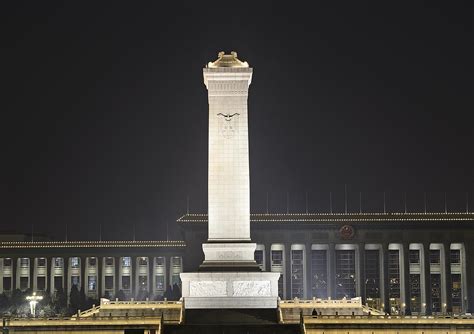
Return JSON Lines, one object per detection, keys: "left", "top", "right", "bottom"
{"left": 217, "top": 113, "right": 239, "bottom": 139}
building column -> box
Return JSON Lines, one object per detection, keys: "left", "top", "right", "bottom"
{"left": 81, "top": 256, "right": 86, "bottom": 293}
{"left": 63, "top": 257, "right": 69, "bottom": 296}
{"left": 382, "top": 243, "right": 390, "bottom": 314}
{"left": 306, "top": 242, "right": 312, "bottom": 299}
{"left": 46, "top": 256, "right": 53, "bottom": 296}
{"left": 359, "top": 243, "right": 366, "bottom": 303}
{"left": 29, "top": 257, "right": 35, "bottom": 292}
{"left": 132, "top": 256, "right": 137, "bottom": 299}
{"left": 265, "top": 243, "right": 271, "bottom": 272}
{"left": 149, "top": 256, "right": 154, "bottom": 298}
{"left": 403, "top": 243, "right": 411, "bottom": 315}
{"left": 423, "top": 242, "right": 431, "bottom": 315}
{"left": 328, "top": 243, "right": 336, "bottom": 299}
{"left": 444, "top": 243, "right": 452, "bottom": 314}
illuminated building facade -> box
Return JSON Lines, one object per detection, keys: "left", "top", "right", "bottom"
{"left": 178, "top": 212, "right": 473, "bottom": 315}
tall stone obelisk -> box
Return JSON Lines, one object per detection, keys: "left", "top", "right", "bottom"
{"left": 200, "top": 51, "right": 258, "bottom": 270}
{"left": 180, "top": 52, "right": 279, "bottom": 309}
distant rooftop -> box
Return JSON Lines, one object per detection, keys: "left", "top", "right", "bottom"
{"left": 207, "top": 51, "right": 249, "bottom": 68}
{"left": 177, "top": 212, "right": 474, "bottom": 224}
{"left": 0, "top": 240, "right": 186, "bottom": 249}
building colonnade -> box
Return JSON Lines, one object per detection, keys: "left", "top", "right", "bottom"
{"left": 255, "top": 242, "right": 468, "bottom": 315}
{"left": 0, "top": 255, "right": 183, "bottom": 300}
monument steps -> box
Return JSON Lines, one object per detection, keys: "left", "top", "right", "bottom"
{"left": 163, "top": 324, "right": 300, "bottom": 334}
{"left": 163, "top": 309, "right": 300, "bottom": 334}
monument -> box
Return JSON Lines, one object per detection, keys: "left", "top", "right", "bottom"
{"left": 180, "top": 52, "right": 280, "bottom": 309}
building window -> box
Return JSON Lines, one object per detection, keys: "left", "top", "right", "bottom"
{"left": 54, "top": 276, "right": 62, "bottom": 291}
{"left": 105, "top": 257, "right": 114, "bottom": 266}
{"left": 20, "top": 258, "right": 29, "bottom": 268}
{"left": 105, "top": 276, "right": 114, "bottom": 290}
{"left": 430, "top": 274, "right": 441, "bottom": 313}
{"left": 452, "top": 274, "right": 462, "bottom": 314}
{"left": 37, "top": 258, "right": 46, "bottom": 267}
{"left": 54, "top": 258, "right": 63, "bottom": 268}
{"left": 170, "top": 257, "right": 182, "bottom": 287}
{"left": 139, "top": 276, "right": 148, "bottom": 291}
{"left": 37, "top": 276, "right": 46, "bottom": 291}
{"left": 3, "top": 277, "right": 12, "bottom": 291}
{"left": 20, "top": 277, "right": 29, "bottom": 290}
{"left": 291, "top": 249, "right": 304, "bottom": 299}
{"left": 335, "top": 250, "right": 356, "bottom": 299}
{"left": 409, "top": 250, "right": 420, "bottom": 264}
{"left": 388, "top": 250, "right": 401, "bottom": 298}
{"left": 450, "top": 250, "right": 461, "bottom": 264}
{"left": 122, "top": 257, "right": 131, "bottom": 267}
{"left": 88, "top": 276, "right": 96, "bottom": 291}
{"left": 311, "top": 250, "right": 327, "bottom": 299}
{"left": 71, "top": 275, "right": 80, "bottom": 287}
{"left": 155, "top": 275, "right": 165, "bottom": 291}
{"left": 155, "top": 257, "right": 165, "bottom": 266}
{"left": 271, "top": 249, "right": 284, "bottom": 298}
{"left": 88, "top": 258, "right": 97, "bottom": 267}
{"left": 271, "top": 250, "right": 283, "bottom": 265}
{"left": 4, "top": 258, "right": 12, "bottom": 267}
{"left": 255, "top": 250, "right": 264, "bottom": 270}
{"left": 365, "top": 250, "right": 381, "bottom": 309}
{"left": 122, "top": 276, "right": 131, "bottom": 290}
{"left": 139, "top": 257, "right": 148, "bottom": 266}
{"left": 409, "top": 274, "right": 421, "bottom": 313}
{"left": 429, "top": 250, "right": 440, "bottom": 265}
{"left": 70, "top": 257, "right": 80, "bottom": 269}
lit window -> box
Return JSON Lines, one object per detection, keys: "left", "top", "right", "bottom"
{"left": 88, "top": 276, "right": 96, "bottom": 291}
{"left": 450, "top": 250, "right": 461, "bottom": 264}
{"left": 70, "top": 257, "right": 80, "bottom": 269}
{"left": 20, "top": 258, "right": 29, "bottom": 267}
{"left": 139, "top": 257, "right": 148, "bottom": 266}
{"left": 155, "top": 257, "right": 165, "bottom": 266}
{"left": 122, "top": 257, "right": 131, "bottom": 267}
{"left": 409, "top": 250, "right": 420, "bottom": 264}
{"left": 139, "top": 276, "right": 148, "bottom": 291}
{"left": 54, "top": 258, "right": 63, "bottom": 267}
{"left": 429, "top": 250, "right": 440, "bottom": 265}
{"left": 155, "top": 275, "right": 165, "bottom": 291}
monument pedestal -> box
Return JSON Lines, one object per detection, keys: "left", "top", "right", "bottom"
{"left": 180, "top": 272, "right": 280, "bottom": 309}
{"left": 200, "top": 243, "right": 261, "bottom": 271}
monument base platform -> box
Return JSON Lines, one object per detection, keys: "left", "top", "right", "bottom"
{"left": 180, "top": 272, "right": 280, "bottom": 309}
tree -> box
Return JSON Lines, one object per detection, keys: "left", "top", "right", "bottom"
{"left": 0, "top": 293, "right": 10, "bottom": 314}
{"left": 164, "top": 285, "right": 173, "bottom": 300}
{"left": 69, "top": 284, "right": 81, "bottom": 314}
{"left": 53, "top": 286, "right": 67, "bottom": 315}
{"left": 171, "top": 283, "right": 181, "bottom": 301}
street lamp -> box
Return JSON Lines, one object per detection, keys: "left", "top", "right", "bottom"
{"left": 26, "top": 292, "right": 43, "bottom": 317}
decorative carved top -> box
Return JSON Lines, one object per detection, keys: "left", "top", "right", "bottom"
{"left": 208, "top": 51, "right": 249, "bottom": 68}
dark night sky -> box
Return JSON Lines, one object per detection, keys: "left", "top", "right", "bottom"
{"left": 1, "top": 2, "right": 473, "bottom": 241}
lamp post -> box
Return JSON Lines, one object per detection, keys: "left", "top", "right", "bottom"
{"left": 26, "top": 292, "right": 43, "bottom": 317}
